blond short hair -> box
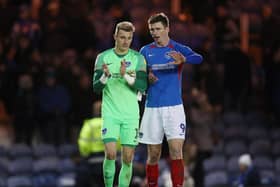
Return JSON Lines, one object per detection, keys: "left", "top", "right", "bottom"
{"left": 114, "top": 21, "right": 135, "bottom": 35}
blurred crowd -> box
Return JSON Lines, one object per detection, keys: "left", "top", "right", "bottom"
{"left": 1, "top": 0, "right": 280, "bottom": 186}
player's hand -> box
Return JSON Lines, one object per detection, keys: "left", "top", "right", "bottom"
{"left": 120, "top": 59, "right": 126, "bottom": 76}
{"left": 168, "top": 51, "right": 186, "bottom": 65}
{"left": 102, "top": 63, "right": 111, "bottom": 77}
{"left": 148, "top": 68, "right": 158, "bottom": 84}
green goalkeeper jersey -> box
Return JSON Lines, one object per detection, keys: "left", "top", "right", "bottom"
{"left": 93, "top": 48, "right": 147, "bottom": 120}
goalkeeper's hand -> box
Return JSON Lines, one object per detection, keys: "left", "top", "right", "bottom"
{"left": 120, "top": 59, "right": 126, "bottom": 76}
{"left": 102, "top": 63, "right": 111, "bottom": 77}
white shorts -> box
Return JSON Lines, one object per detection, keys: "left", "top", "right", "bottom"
{"left": 139, "top": 104, "right": 186, "bottom": 144}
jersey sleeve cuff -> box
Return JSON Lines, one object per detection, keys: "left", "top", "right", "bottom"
{"left": 123, "top": 73, "right": 136, "bottom": 85}
{"left": 99, "top": 73, "right": 109, "bottom": 84}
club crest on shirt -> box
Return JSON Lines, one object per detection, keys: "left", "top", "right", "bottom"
{"left": 164, "top": 52, "right": 172, "bottom": 59}
{"left": 124, "top": 61, "right": 131, "bottom": 67}
{"left": 102, "top": 128, "right": 107, "bottom": 135}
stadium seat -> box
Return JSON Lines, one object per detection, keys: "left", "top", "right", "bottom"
{"left": 33, "top": 173, "right": 58, "bottom": 187}
{"left": 253, "top": 156, "right": 274, "bottom": 170}
{"left": 212, "top": 120, "right": 225, "bottom": 136}
{"left": 0, "top": 146, "right": 8, "bottom": 157}
{"left": 212, "top": 142, "right": 224, "bottom": 156}
{"left": 9, "top": 144, "right": 32, "bottom": 159}
{"left": 58, "top": 158, "right": 76, "bottom": 174}
{"left": 33, "top": 144, "right": 57, "bottom": 159}
{"left": 226, "top": 156, "right": 240, "bottom": 186}
{"left": 0, "top": 157, "right": 9, "bottom": 177}
{"left": 7, "top": 176, "right": 32, "bottom": 187}
{"left": 57, "top": 144, "right": 78, "bottom": 158}
{"left": 272, "top": 141, "right": 280, "bottom": 158}
{"left": 203, "top": 155, "right": 226, "bottom": 174}
{"left": 223, "top": 111, "right": 244, "bottom": 126}
{"left": 277, "top": 175, "right": 280, "bottom": 186}
{"left": 8, "top": 158, "right": 33, "bottom": 176}
{"left": 270, "top": 128, "right": 280, "bottom": 141}
{"left": 244, "top": 111, "right": 267, "bottom": 127}
{"left": 224, "top": 126, "right": 248, "bottom": 141}
{"left": 204, "top": 171, "right": 228, "bottom": 187}
{"left": 247, "top": 127, "right": 268, "bottom": 141}
{"left": 275, "top": 157, "right": 280, "bottom": 173}
{"left": 0, "top": 176, "right": 7, "bottom": 187}
{"left": 249, "top": 139, "right": 271, "bottom": 156}
{"left": 227, "top": 156, "right": 239, "bottom": 174}
{"left": 224, "top": 140, "right": 247, "bottom": 157}
{"left": 260, "top": 170, "right": 277, "bottom": 186}
{"left": 57, "top": 173, "right": 76, "bottom": 187}
{"left": 33, "top": 157, "right": 59, "bottom": 174}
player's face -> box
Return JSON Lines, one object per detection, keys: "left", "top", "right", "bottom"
{"left": 114, "top": 29, "right": 133, "bottom": 54}
{"left": 149, "top": 22, "right": 169, "bottom": 46}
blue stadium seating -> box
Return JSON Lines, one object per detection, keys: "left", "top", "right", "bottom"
{"left": 32, "top": 144, "right": 56, "bottom": 159}
{"left": 7, "top": 176, "right": 32, "bottom": 187}
{"left": 8, "top": 158, "right": 33, "bottom": 176}
{"left": 203, "top": 155, "right": 226, "bottom": 174}
{"left": 204, "top": 171, "right": 228, "bottom": 187}
{"left": 9, "top": 144, "right": 32, "bottom": 160}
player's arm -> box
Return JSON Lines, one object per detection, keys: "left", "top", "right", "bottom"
{"left": 132, "top": 69, "right": 148, "bottom": 92}
{"left": 93, "top": 54, "right": 110, "bottom": 93}
{"left": 175, "top": 44, "right": 203, "bottom": 64}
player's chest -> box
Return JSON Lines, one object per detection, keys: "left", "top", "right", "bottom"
{"left": 104, "top": 56, "right": 137, "bottom": 72}
{"left": 145, "top": 48, "right": 174, "bottom": 65}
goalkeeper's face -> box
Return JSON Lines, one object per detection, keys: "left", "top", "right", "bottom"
{"left": 114, "top": 29, "right": 133, "bottom": 54}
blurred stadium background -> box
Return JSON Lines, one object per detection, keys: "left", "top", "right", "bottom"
{"left": 0, "top": 0, "right": 280, "bottom": 186}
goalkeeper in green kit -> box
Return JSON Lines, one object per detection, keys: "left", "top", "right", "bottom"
{"left": 93, "top": 21, "right": 147, "bottom": 187}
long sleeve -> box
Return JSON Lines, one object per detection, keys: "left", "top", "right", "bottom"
{"left": 92, "top": 54, "right": 106, "bottom": 93}
{"left": 131, "top": 55, "right": 147, "bottom": 92}
{"left": 175, "top": 44, "right": 203, "bottom": 64}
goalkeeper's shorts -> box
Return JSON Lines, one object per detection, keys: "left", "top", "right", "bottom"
{"left": 101, "top": 116, "right": 139, "bottom": 147}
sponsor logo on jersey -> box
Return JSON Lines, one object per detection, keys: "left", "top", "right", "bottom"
{"left": 111, "top": 73, "right": 122, "bottom": 78}
{"left": 150, "top": 63, "right": 176, "bottom": 70}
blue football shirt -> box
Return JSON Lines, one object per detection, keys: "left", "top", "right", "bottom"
{"left": 140, "top": 39, "right": 203, "bottom": 107}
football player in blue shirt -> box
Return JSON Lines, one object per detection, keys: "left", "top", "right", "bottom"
{"left": 138, "top": 12, "right": 203, "bottom": 187}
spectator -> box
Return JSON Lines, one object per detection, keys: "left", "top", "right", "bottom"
{"left": 0, "top": 99, "right": 13, "bottom": 148}
{"left": 41, "top": 1, "right": 68, "bottom": 54}
{"left": 13, "top": 73, "right": 37, "bottom": 145}
{"left": 190, "top": 88, "right": 214, "bottom": 187}
{"left": 233, "top": 154, "right": 261, "bottom": 187}
{"left": 224, "top": 39, "right": 251, "bottom": 113}
{"left": 70, "top": 73, "right": 94, "bottom": 142}
{"left": 37, "top": 68, "right": 71, "bottom": 145}
{"left": 76, "top": 100, "right": 120, "bottom": 187}
{"left": 11, "top": 4, "right": 41, "bottom": 47}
